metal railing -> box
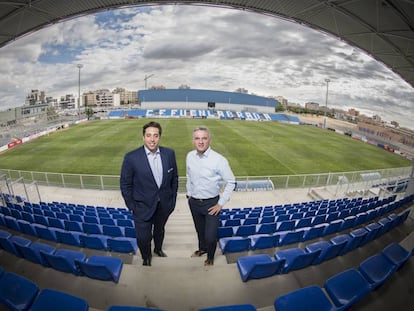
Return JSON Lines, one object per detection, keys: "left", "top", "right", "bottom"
{"left": 0, "top": 166, "right": 411, "bottom": 193}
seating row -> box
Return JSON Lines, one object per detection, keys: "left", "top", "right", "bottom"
{"left": 220, "top": 195, "right": 395, "bottom": 218}
{"left": 0, "top": 229, "right": 124, "bottom": 283}
{"left": 0, "top": 268, "right": 166, "bottom": 311}
{"left": 0, "top": 220, "right": 137, "bottom": 253}
{"left": 219, "top": 208, "right": 410, "bottom": 255}
{"left": 274, "top": 242, "right": 413, "bottom": 311}
{"left": 235, "top": 209, "right": 409, "bottom": 281}
{"left": 2, "top": 205, "right": 133, "bottom": 221}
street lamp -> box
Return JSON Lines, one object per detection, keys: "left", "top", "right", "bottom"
{"left": 77, "top": 64, "right": 83, "bottom": 118}
{"left": 324, "top": 78, "right": 330, "bottom": 129}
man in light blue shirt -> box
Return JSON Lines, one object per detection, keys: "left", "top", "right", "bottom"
{"left": 186, "top": 126, "right": 236, "bottom": 266}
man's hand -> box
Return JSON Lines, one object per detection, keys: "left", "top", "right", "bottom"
{"left": 208, "top": 204, "right": 222, "bottom": 216}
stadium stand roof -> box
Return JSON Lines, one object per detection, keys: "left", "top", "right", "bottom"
{"left": 1, "top": 0, "right": 413, "bottom": 93}
{"left": 138, "top": 89, "right": 278, "bottom": 107}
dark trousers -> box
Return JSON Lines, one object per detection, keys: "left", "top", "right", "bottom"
{"left": 133, "top": 203, "right": 171, "bottom": 260}
{"left": 189, "top": 196, "right": 220, "bottom": 260}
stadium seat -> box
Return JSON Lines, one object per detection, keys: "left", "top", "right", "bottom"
{"left": 41, "top": 248, "right": 87, "bottom": 275}
{"left": 249, "top": 234, "right": 278, "bottom": 250}
{"left": 304, "top": 240, "right": 345, "bottom": 265}
{"left": 330, "top": 234, "right": 353, "bottom": 256}
{"left": 274, "top": 285, "right": 339, "bottom": 311}
{"left": 76, "top": 255, "right": 123, "bottom": 283}
{"left": 256, "top": 222, "right": 276, "bottom": 234}
{"left": 124, "top": 227, "right": 137, "bottom": 238}
{"left": 324, "top": 268, "right": 371, "bottom": 310}
{"left": 55, "top": 230, "right": 83, "bottom": 247}
{"left": 33, "top": 224, "right": 58, "bottom": 242}
{"left": 278, "top": 230, "right": 304, "bottom": 246}
{"left": 382, "top": 242, "right": 412, "bottom": 270}
{"left": 107, "top": 237, "right": 138, "bottom": 254}
{"left": 217, "top": 226, "right": 234, "bottom": 239}
{"left": 218, "top": 236, "right": 250, "bottom": 254}
{"left": 0, "top": 272, "right": 39, "bottom": 311}
{"left": 79, "top": 234, "right": 108, "bottom": 250}
{"left": 100, "top": 217, "right": 116, "bottom": 226}
{"left": 3, "top": 216, "right": 20, "bottom": 232}
{"left": 82, "top": 222, "right": 103, "bottom": 235}
{"left": 301, "top": 224, "right": 327, "bottom": 241}
{"left": 237, "top": 254, "right": 285, "bottom": 282}
{"left": 276, "top": 220, "right": 295, "bottom": 232}
{"left": 361, "top": 222, "right": 382, "bottom": 246}
{"left": 64, "top": 220, "right": 83, "bottom": 232}
{"left": 29, "top": 288, "right": 89, "bottom": 311}
{"left": 198, "top": 304, "right": 257, "bottom": 311}
{"left": 47, "top": 217, "right": 65, "bottom": 230}
{"left": 234, "top": 224, "right": 256, "bottom": 237}
{"left": 0, "top": 235, "right": 31, "bottom": 257}
{"left": 103, "top": 225, "right": 125, "bottom": 237}
{"left": 16, "top": 220, "right": 37, "bottom": 237}
{"left": 274, "top": 247, "right": 321, "bottom": 273}
{"left": 358, "top": 253, "right": 397, "bottom": 289}
{"left": 322, "top": 219, "right": 343, "bottom": 236}
{"left": 13, "top": 241, "right": 55, "bottom": 267}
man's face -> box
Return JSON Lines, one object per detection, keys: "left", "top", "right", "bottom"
{"left": 193, "top": 129, "right": 210, "bottom": 154}
{"left": 143, "top": 126, "right": 160, "bottom": 153}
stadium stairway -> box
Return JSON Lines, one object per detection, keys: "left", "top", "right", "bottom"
{"left": 0, "top": 186, "right": 414, "bottom": 311}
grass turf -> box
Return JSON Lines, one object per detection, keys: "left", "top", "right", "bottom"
{"left": 0, "top": 119, "right": 410, "bottom": 177}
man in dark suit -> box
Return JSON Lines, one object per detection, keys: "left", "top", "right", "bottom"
{"left": 120, "top": 121, "right": 178, "bottom": 266}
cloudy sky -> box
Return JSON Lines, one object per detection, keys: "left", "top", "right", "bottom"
{"left": 0, "top": 5, "right": 413, "bottom": 129}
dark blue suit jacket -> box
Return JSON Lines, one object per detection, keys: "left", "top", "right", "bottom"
{"left": 120, "top": 145, "right": 178, "bottom": 221}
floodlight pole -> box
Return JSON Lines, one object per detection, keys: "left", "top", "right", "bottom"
{"left": 144, "top": 74, "right": 154, "bottom": 90}
{"left": 324, "top": 78, "right": 330, "bottom": 129}
{"left": 77, "top": 64, "right": 83, "bottom": 119}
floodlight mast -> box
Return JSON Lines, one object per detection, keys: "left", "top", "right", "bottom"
{"left": 324, "top": 78, "right": 330, "bottom": 129}
{"left": 144, "top": 74, "right": 154, "bottom": 90}
{"left": 77, "top": 64, "right": 83, "bottom": 119}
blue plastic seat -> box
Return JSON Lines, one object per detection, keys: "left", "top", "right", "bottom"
{"left": 278, "top": 230, "right": 304, "bottom": 246}
{"left": 218, "top": 236, "right": 250, "bottom": 254}
{"left": 274, "top": 285, "right": 339, "bottom": 311}
{"left": 234, "top": 224, "right": 256, "bottom": 237}
{"left": 0, "top": 272, "right": 39, "bottom": 311}
{"left": 330, "top": 234, "right": 352, "bottom": 256}
{"left": 107, "top": 237, "right": 138, "bottom": 254}
{"left": 124, "top": 227, "right": 137, "bottom": 238}
{"left": 377, "top": 217, "right": 393, "bottom": 236}
{"left": 295, "top": 217, "right": 312, "bottom": 229}
{"left": 64, "top": 220, "right": 83, "bottom": 232}
{"left": 342, "top": 228, "right": 368, "bottom": 253}
{"left": 322, "top": 219, "right": 343, "bottom": 236}
{"left": 41, "top": 248, "right": 87, "bottom": 275}
{"left": 80, "top": 234, "right": 108, "bottom": 250}
{"left": 29, "top": 288, "right": 88, "bottom": 311}
{"left": 358, "top": 253, "right": 397, "bottom": 289}
{"left": 249, "top": 234, "right": 278, "bottom": 250}
{"left": 276, "top": 220, "right": 295, "bottom": 232}
{"left": 324, "top": 268, "right": 371, "bottom": 310}
{"left": 199, "top": 304, "right": 257, "bottom": 311}
{"left": 83, "top": 222, "right": 103, "bottom": 235}
{"left": 47, "top": 217, "right": 65, "bottom": 230}
{"left": 103, "top": 225, "right": 125, "bottom": 237}
{"left": 55, "top": 230, "right": 83, "bottom": 247}
{"left": 13, "top": 241, "right": 55, "bottom": 266}
{"left": 76, "top": 255, "right": 123, "bottom": 283}
{"left": 0, "top": 235, "right": 31, "bottom": 257}
{"left": 382, "top": 242, "right": 411, "bottom": 270}
{"left": 33, "top": 224, "right": 58, "bottom": 242}
{"left": 116, "top": 219, "right": 134, "bottom": 228}
{"left": 242, "top": 218, "right": 259, "bottom": 226}
{"left": 305, "top": 240, "right": 346, "bottom": 264}
{"left": 16, "top": 220, "right": 37, "bottom": 237}
{"left": 100, "top": 217, "right": 116, "bottom": 226}
{"left": 33, "top": 214, "right": 49, "bottom": 226}
{"left": 224, "top": 219, "right": 241, "bottom": 227}
{"left": 361, "top": 222, "right": 382, "bottom": 245}
{"left": 217, "top": 226, "right": 234, "bottom": 239}
{"left": 4, "top": 216, "right": 21, "bottom": 232}
{"left": 340, "top": 216, "right": 356, "bottom": 231}
{"left": 237, "top": 254, "right": 285, "bottom": 282}
{"left": 274, "top": 247, "right": 321, "bottom": 273}
{"left": 301, "top": 224, "right": 327, "bottom": 241}
{"left": 255, "top": 222, "right": 276, "bottom": 234}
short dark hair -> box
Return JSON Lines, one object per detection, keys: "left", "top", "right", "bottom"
{"left": 143, "top": 121, "right": 162, "bottom": 137}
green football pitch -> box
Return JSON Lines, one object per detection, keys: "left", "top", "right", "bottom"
{"left": 0, "top": 119, "right": 410, "bottom": 177}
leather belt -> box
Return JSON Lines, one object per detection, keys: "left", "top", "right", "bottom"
{"left": 189, "top": 195, "right": 219, "bottom": 202}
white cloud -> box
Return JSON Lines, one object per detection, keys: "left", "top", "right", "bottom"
{"left": 0, "top": 5, "right": 412, "bottom": 129}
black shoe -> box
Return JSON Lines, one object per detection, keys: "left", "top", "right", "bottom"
{"left": 204, "top": 258, "right": 214, "bottom": 266}
{"left": 143, "top": 257, "right": 152, "bottom": 266}
{"left": 154, "top": 249, "right": 167, "bottom": 257}
{"left": 191, "top": 250, "right": 207, "bottom": 257}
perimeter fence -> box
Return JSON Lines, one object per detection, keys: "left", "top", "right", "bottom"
{"left": 0, "top": 166, "right": 411, "bottom": 202}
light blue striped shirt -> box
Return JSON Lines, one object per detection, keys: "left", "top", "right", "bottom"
{"left": 186, "top": 147, "right": 236, "bottom": 207}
